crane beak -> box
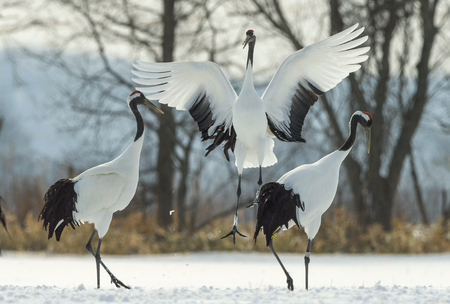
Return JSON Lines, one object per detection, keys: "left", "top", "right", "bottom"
{"left": 365, "top": 126, "right": 371, "bottom": 154}
{"left": 242, "top": 36, "right": 251, "bottom": 49}
{"left": 144, "top": 98, "right": 164, "bottom": 114}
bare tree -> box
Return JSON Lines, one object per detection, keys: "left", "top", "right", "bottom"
{"left": 5, "top": 0, "right": 242, "bottom": 229}
{"left": 6, "top": 0, "right": 449, "bottom": 233}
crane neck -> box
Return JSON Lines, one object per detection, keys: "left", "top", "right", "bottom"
{"left": 339, "top": 114, "right": 359, "bottom": 152}
{"left": 242, "top": 40, "right": 256, "bottom": 91}
{"left": 129, "top": 101, "right": 145, "bottom": 142}
{"left": 246, "top": 40, "right": 255, "bottom": 70}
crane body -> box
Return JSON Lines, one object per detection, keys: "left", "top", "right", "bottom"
{"left": 133, "top": 24, "right": 370, "bottom": 243}
{"left": 254, "top": 111, "right": 373, "bottom": 291}
{"left": 39, "top": 91, "right": 163, "bottom": 289}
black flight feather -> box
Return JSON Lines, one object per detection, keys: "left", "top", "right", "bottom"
{"left": 267, "top": 81, "right": 323, "bottom": 143}
{"left": 189, "top": 94, "right": 236, "bottom": 161}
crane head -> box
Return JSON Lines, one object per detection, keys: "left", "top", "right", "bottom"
{"left": 243, "top": 29, "right": 256, "bottom": 49}
{"left": 128, "top": 90, "right": 164, "bottom": 114}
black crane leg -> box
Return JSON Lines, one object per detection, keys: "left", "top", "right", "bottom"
{"left": 257, "top": 166, "right": 263, "bottom": 190}
{"left": 269, "top": 239, "right": 293, "bottom": 291}
{"left": 85, "top": 229, "right": 97, "bottom": 256}
{"left": 247, "top": 166, "right": 263, "bottom": 209}
{"left": 305, "top": 239, "right": 312, "bottom": 290}
{"left": 85, "top": 229, "right": 130, "bottom": 289}
{"left": 221, "top": 175, "right": 247, "bottom": 243}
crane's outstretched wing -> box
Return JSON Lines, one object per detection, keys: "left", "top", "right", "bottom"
{"left": 132, "top": 61, "right": 238, "bottom": 161}
{"left": 263, "top": 24, "right": 369, "bottom": 142}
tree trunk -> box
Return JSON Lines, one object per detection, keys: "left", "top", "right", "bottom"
{"left": 156, "top": 0, "right": 177, "bottom": 228}
{"left": 176, "top": 131, "right": 196, "bottom": 230}
{"left": 379, "top": 0, "right": 438, "bottom": 229}
{"left": 410, "top": 152, "right": 428, "bottom": 224}
{"left": 368, "top": 2, "right": 400, "bottom": 231}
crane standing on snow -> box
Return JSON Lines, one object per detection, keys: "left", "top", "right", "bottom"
{"left": 132, "top": 24, "right": 369, "bottom": 244}
{"left": 39, "top": 91, "right": 163, "bottom": 289}
{"left": 253, "top": 111, "right": 372, "bottom": 291}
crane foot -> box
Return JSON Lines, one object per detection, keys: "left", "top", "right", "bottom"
{"left": 221, "top": 225, "right": 246, "bottom": 244}
{"left": 110, "top": 275, "right": 131, "bottom": 289}
{"left": 287, "top": 276, "right": 294, "bottom": 291}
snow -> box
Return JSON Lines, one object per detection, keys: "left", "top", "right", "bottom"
{"left": 1, "top": 251, "right": 449, "bottom": 303}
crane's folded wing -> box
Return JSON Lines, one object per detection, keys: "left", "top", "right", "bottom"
{"left": 74, "top": 173, "right": 127, "bottom": 217}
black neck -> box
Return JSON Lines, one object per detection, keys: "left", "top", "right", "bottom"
{"left": 130, "top": 101, "right": 144, "bottom": 141}
{"left": 339, "top": 115, "right": 359, "bottom": 152}
{"left": 246, "top": 40, "right": 255, "bottom": 69}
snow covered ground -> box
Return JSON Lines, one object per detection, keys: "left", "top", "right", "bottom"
{"left": 1, "top": 251, "right": 449, "bottom": 303}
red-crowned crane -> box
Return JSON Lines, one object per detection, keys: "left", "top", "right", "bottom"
{"left": 132, "top": 24, "right": 370, "bottom": 243}
{"left": 253, "top": 111, "right": 372, "bottom": 291}
{"left": 39, "top": 91, "right": 163, "bottom": 289}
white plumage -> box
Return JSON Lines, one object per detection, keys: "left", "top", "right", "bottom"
{"left": 254, "top": 111, "right": 372, "bottom": 291}
{"left": 71, "top": 137, "right": 144, "bottom": 238}
{"left": 132, "top": 24, "right": 369, "bottom": 243}
{"left": 39, "top": 91, "right": 163, "bottom": 289}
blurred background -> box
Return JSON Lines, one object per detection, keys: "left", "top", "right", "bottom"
{"left": 0, "top": 0, "right": 450, "bottom": 254}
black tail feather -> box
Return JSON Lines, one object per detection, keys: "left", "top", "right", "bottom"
{"left": 39, "top": 178, "right": 78, "bottom": 241}
{"left": 254, "top": 182, "right": 301, "bottom": 246}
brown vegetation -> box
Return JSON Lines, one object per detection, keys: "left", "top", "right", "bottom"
{"left": 1, "top": 173, "right": 449, "bottom": 255}
{"left": 1, "top": 207, "right": 449, "bottom": 255}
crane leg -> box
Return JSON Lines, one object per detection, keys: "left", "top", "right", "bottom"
{"left": 269, "top": 239, "right": 293, "bottom": 291}
{"left": 305, "top": 239, "right": 312, "bottom": 290}
{"left": 221, "top": 174, "right": 247, "bottom": 243}
{"left": 246, "top": 166, "right": 263, "bottom": 209}
{"left": 257, "top": 166, "right": 263, "bottom": 190}
{"left": 85, "top": 229, "right": 130, "bottom": 289}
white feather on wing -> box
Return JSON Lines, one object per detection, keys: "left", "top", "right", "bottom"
{"left": 263, "top": 24, "right": 370, "bottom": 141}
{"left": 132, "top": 61, "right": 237, "bottom": 136}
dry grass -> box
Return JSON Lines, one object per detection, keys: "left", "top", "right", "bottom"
{"left": 1, "top": 207, "right": 450, "bottom": 255}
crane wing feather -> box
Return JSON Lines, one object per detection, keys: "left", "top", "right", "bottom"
{"left": 132, "top": 61, "right": 238, "bottom": 160}
{"left": 263, "top": 24, "right": 369, "bottom": 142}
{"left": 74, "top": 173, "right": 127, "bottom": 217}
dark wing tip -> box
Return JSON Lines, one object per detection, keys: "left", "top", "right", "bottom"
{"left": 308, "top": 82, "right": 324, "bottom": 96}
{"left": 266, "top": 81, "right": 322, "bottom": 143}
{"left": 189, "top": 94, "right": 236, "bottom": 160}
